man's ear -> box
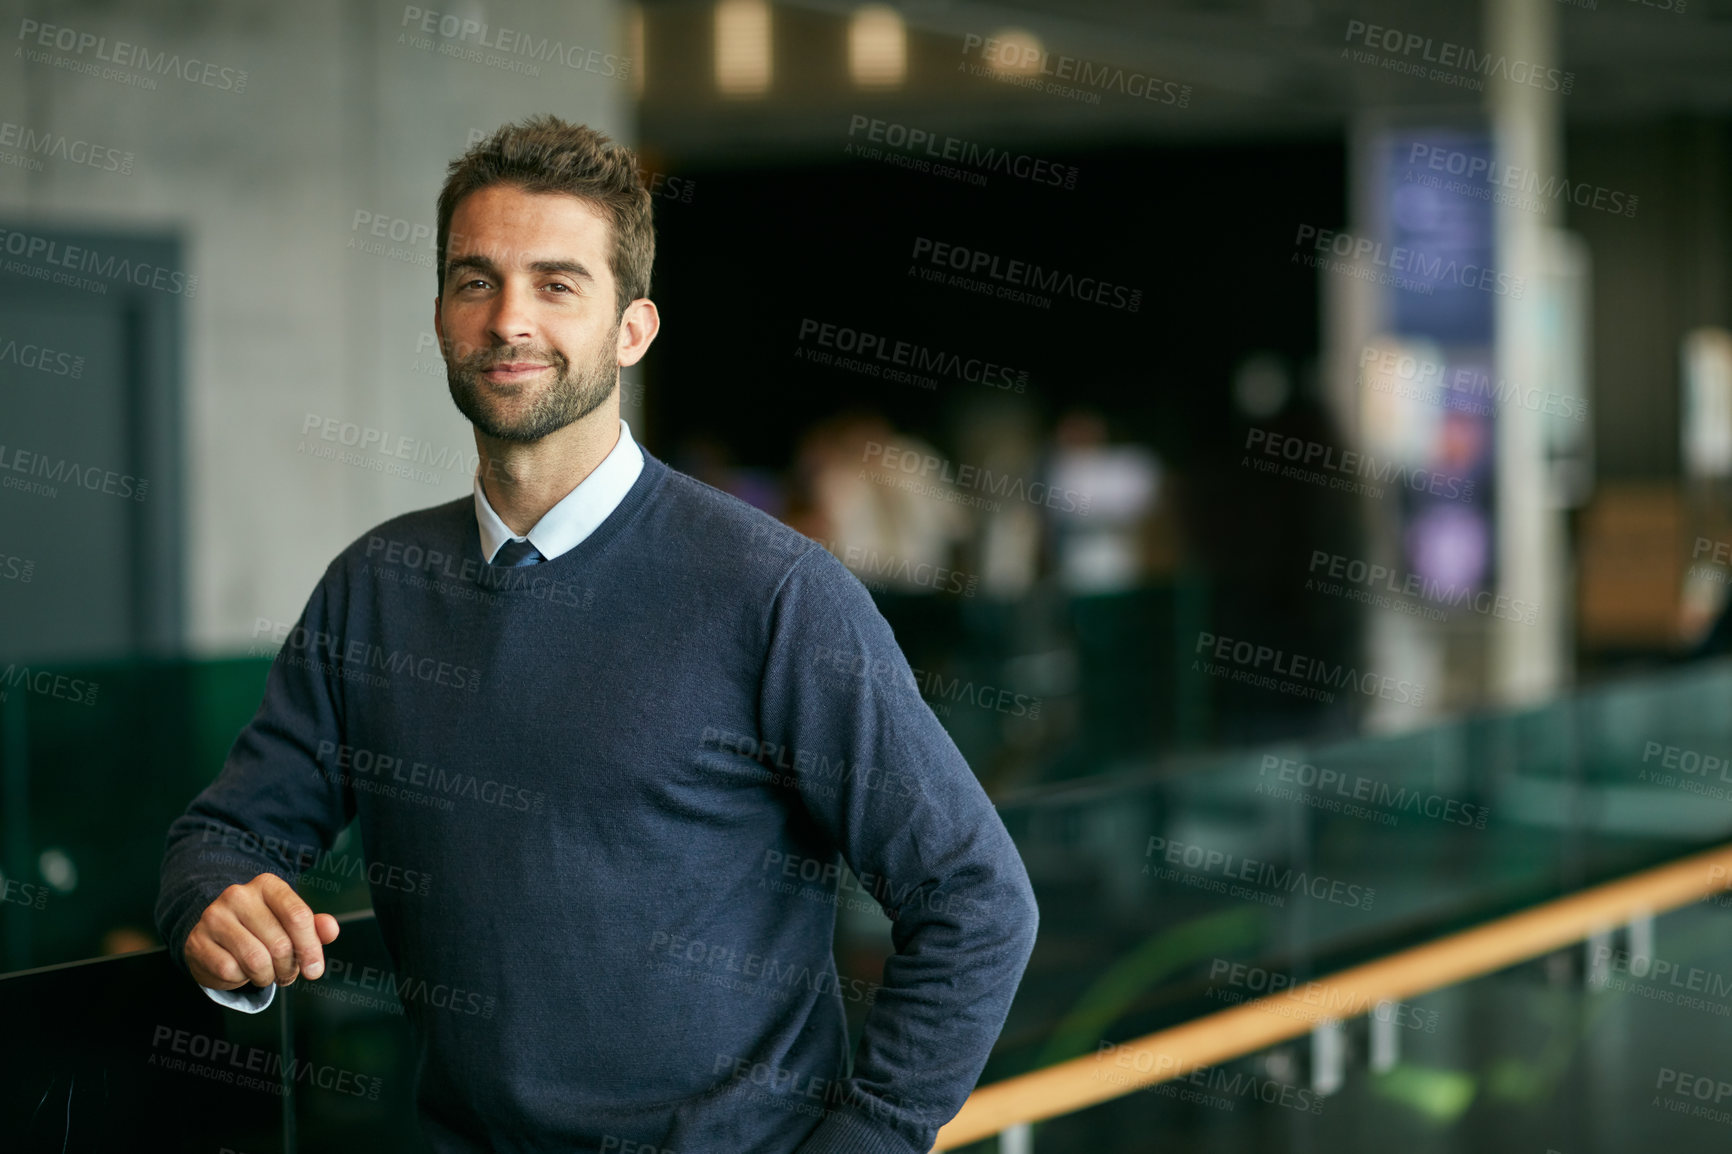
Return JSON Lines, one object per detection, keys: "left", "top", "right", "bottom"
{"left": 617, "top": 298, "right": 661, "bottom": 368}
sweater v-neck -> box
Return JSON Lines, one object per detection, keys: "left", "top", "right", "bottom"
{"left": 466, "top": 450, "right": 670, "bottom": 590}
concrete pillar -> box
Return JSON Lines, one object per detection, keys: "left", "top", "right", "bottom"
{"left": 1486, "top": 0, "right": 1571, "bottom": 702}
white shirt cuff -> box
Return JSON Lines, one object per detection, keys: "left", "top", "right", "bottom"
{"left": 201, "top": 982, "right": 277, "bottom": 1013}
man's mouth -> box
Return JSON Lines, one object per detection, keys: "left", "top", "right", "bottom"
{"left": 480, "top": 361, "right": 553, "bottom": 381}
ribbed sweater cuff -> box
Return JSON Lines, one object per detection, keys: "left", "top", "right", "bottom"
{"left": 793, "top": 1107, "right": 930, "bottom": 1154}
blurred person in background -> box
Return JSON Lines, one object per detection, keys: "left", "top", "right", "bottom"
{"left": 784, "top": 410, "right": 971, "bottom": 690}
{"left": 783, "top": 409, "right": 971, "bottom": 593}
{"left": 1041, "top": 409, "right": 1174, "bottom": 775}
{"left": 1044, "top": 409, "right": 1165, "bottom": 596}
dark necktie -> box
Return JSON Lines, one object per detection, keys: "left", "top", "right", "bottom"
{"left": 493, "top": 538, "right": 545, "bottom": 567}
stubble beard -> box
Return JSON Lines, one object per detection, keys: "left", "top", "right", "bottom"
{"left": 444, "top": 324, "right": 620, "bottom": 444}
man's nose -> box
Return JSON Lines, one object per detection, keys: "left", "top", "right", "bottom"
{"left": 486, "top": 281, "right": 538, "bottom": 343}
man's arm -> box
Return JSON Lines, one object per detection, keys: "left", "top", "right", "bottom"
{"left": 760, "top": 547, "right": 1040, "bottom": 1154}
{"left": 154, "top": 565, "right": 355, "bottom": 1006}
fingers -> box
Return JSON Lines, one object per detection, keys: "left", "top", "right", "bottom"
{"left": 225, "top": 883, "right": 303, "bottom": 986}
{"left": 186, "top": 874, "right": 332, "bottom": 991}
{"left": 185, "top": 921, "right": 248, "bottom": 990}
{"left": 188, "top": 900, "right": 278, "bottom": 989}
{"left": 258, "top": 875, "right": 327, "bottom": 981}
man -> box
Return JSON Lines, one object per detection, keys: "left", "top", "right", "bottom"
{"left": 155, "top": 115, "right": 1039, "bottom": 1154}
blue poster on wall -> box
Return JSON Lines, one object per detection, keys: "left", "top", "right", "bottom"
{"left": 1377, "top": 127, "right": 1500, "bottom": 595}
{"left": 1385, "top": 129, "right": 1498, "bottom": 345}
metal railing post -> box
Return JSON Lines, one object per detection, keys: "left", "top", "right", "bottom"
{"left": 1310, "top": 1018, "right": 1345, "bottom": 1097}
{"left": 1370, "top": 1000, "right": 1399, "bottom": 1074}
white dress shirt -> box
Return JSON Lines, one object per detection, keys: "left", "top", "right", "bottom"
{"left": 202, "top": 418, "right": 645, "bottom": 1013}
{"left": 472, "top": 417, "right": 645, "bottom": 563}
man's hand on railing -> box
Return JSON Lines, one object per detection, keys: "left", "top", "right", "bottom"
{"left": 184, "top": 873, "right": 340, "bottom": 991}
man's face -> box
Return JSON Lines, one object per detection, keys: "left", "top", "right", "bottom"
{"left": 435, "top": 183, "right": 623, "bottom": 443}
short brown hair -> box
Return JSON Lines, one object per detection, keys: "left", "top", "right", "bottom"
{"left": 436, "top": 115, "right": 654, "bottom": 318}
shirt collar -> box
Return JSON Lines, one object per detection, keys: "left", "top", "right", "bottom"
{"left": 473, "top": 418, "right": 645, "bottom": 564}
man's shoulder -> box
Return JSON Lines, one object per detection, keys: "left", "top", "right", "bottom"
{"left": 652, "top": 463, "right": 838, "bottom": 593}
{"left": 325, "top": 496, "right": 474, "bottom": 571}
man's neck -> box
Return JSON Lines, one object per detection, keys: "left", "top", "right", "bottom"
{"left": 476, "top": 404, "right": 622, "bottom": 537}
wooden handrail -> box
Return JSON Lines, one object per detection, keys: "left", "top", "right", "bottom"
{"left": 933, "top": 842, "right": 1732, "bottom": 1149}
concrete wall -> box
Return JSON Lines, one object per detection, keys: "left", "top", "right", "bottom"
{"left": 0, "top": 0, "right": 631, "bottom": 653}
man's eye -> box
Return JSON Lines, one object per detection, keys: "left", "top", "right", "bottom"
{"left": 545, "top": 283, "right": 572, "bottom": 293}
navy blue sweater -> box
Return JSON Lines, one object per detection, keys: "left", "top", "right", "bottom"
{"left": 155, "top": 450, "right": 1039, "bottom": 1154}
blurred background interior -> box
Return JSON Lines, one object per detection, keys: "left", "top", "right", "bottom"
{"left": 5, "top": 0, "right": 1732, "bottom": 1149}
